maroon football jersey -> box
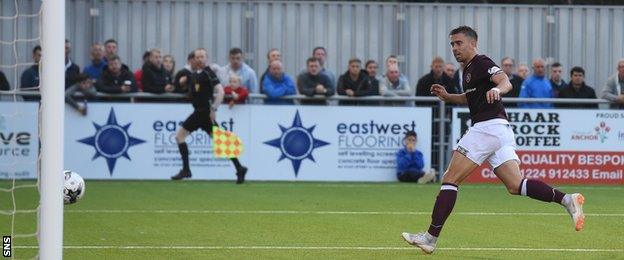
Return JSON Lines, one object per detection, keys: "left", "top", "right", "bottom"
{"left": 462, "top": 54, "right": 508, "bottom": 124}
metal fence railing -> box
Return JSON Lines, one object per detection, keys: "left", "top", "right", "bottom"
{"left": 0, "top": 91, "right": 614, "bottom": 178}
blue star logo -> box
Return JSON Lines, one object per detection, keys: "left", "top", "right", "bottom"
{"left": 78, "top": 108, "right": 145, "bottom": 175}
{"left": 264, "top": 110, "right": 329, "bottom": 177}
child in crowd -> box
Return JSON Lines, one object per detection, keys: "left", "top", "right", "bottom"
{"left": 396, "top": 130, "right": 437, "bottom": 183}
{"left": 65, "top": 73, "right": 97, "bottom": 115}
{"left": 223, "top": 74, "right": 249, "bottom": 108}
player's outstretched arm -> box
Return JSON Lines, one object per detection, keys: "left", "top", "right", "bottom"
{"left": 486, "top": 73, "right": 512, "bottom": 103}
{"left": 430, "top": 84, "right": 467, "bottom": 104}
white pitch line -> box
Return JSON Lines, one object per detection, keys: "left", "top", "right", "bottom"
{"left": 63, "top": 209, "right": 624, "bottom": 217}
{"left": 261, "top": 184, "right": 623, "bottom": 191}
{"left": 104, "top": 181, "right": 624, "bottom": 191}
{"left": 263, "top": 183, "right": 624, "bottom": 191}
{"left": 12, "top": 245, "right": 624, "bottom": 252}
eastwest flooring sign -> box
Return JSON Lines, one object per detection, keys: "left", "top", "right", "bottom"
{"left": 64, "top": 104, "right": 432, "bottom": 182}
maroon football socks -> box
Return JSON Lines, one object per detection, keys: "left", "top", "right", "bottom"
{"left": 427, "top": 183, "right": 458, "bottom": 237}
{"left": 518, "top": 179, "right": 565, "bottom": 204}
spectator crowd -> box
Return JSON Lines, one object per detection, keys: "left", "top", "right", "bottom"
{"left": 1, "top": 38, "right": 623, "bottom": 113}
{"left": 1, "top": 38, "right": 622, "bottom": 184}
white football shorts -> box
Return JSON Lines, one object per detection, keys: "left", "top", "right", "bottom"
{"left": 454, "top": 118, "right": 520, "bottom": 168}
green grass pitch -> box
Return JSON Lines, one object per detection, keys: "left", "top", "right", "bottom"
{"left": 2, "top": 180, "right": 623, "bottom": 259}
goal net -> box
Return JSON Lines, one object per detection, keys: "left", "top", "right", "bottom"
{"left": 0, "top": 0, "right": 64, "bottom": 259}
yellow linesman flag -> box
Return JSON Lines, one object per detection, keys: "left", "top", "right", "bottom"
{"left": 212, "top": 126, "right": 244, "bottom": 158}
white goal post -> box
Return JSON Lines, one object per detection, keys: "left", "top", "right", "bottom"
{"left": 39, "top": 0, "right": 65, "bottom": 259}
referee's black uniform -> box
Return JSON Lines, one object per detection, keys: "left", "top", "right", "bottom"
{"left": 172, "top": 66, "right": 247, "bottom": 183}
{"left": 182, "top": 66, "right": 220, "bottom": 134}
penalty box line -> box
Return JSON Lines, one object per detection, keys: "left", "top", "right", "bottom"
{"left": 13, "top": 245, "right": 624, "bottom": 252}
{"left": 64, "top": 209, "right": 624, "bottom": 217}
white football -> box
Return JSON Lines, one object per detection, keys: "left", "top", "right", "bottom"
{"left": 63, "top": 170, "right": 86, "bottom": 204}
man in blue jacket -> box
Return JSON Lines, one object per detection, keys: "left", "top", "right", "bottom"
{"left": 262, "top": 60, "right": 296, "bottom": 104}
{"left": 519, "top": 58, "right": 553, "bottom": 108}
{"left": 83, "top": 43, "right": 107, "bottom": 82}
{"left": 396, "top": 131, "right": 436, "bottom": 183}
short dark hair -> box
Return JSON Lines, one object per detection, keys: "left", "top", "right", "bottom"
{"left": 570, "top": 66, "right": 585, "bottom": 76}
{"left": 229, "top": 47, "right": 243, "bottom": 56}
{"left": 33, "top": 45, "right": 41, "bottom": 54}
{"left": 267, "top": 48, "right": 279, "bottom": 59}
{"left": 104, "top": 39, "right": 117, "bottom": 45}
{"left": 551, "top": 62, "right": 562, "bottom": 68}
{"left": 365, "top": 60, "right": 377, "bottom": 68}
{"left": 348, "top": 58, "right": 361, "bottom": 65}
{"left": 142, "top": 51, "right": 151, "bottom": 61}
{"left": 306, "top": 57, "right": 320, "bottom": 65}
{"left": 75, "top": 73, "right": 90, "bottom": 83}
{"left": 312, "top": 46, "right": 326, "bottom": 56}
{"left": 501, "top": 57, "right": 514, "bottom": 64}
{"left": 450, "top": 26, "right": 478, "bottom": 41}
{"left": 107, "top": 54, "right": 120, "bottom": 62}
{"left": 187, "top": 52, "right": 195, "bottom": 61}
{"left": 405, "top": 130, "right": 417, "bottom": 139}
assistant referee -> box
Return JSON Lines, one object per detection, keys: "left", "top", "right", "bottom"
{"left": 171, "top": 48, "right": 247, "bottom": 183}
